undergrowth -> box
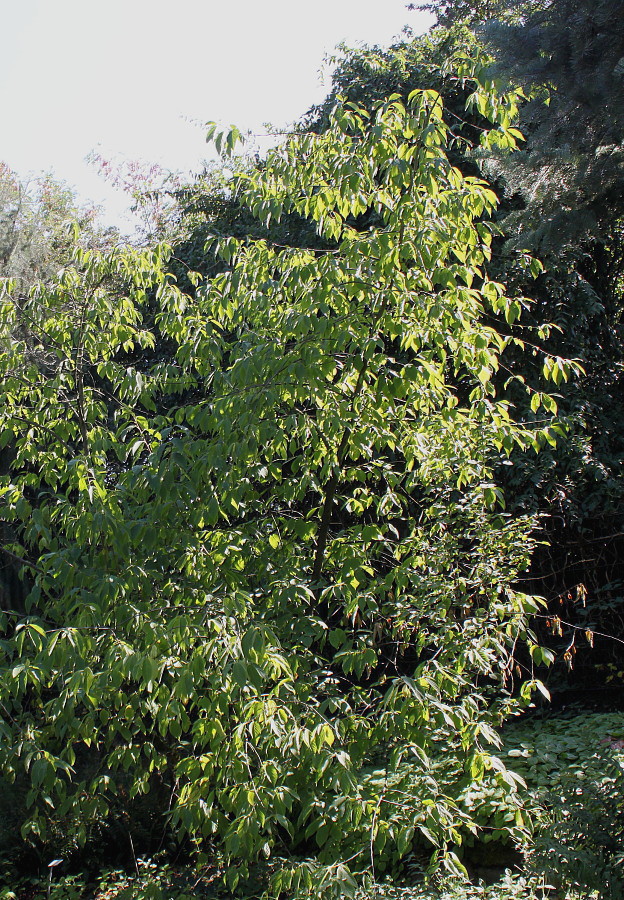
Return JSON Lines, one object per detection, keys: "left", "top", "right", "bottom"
{"left": 2, "top": 711, "right": 623, "bottom": 900}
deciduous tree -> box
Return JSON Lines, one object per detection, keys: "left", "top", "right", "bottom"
{"left": 0, "top": 69, "right": 566, "bottom": 894}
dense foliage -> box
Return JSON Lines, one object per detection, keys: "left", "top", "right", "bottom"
{"left": 2, "top": 3, "right": 624, "bottom": 897}
{"left": 0, "top": 57, "right": 572, "bottom": 895}
{"left": 3, "top": 711, "right": 621, "bottom": 899}
{"left": 295, "top": 18, "right": 624, "bottom": 692}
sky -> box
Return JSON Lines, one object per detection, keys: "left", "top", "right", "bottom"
{"left": 0, "top": 0, "right": 432, "bottom": 232}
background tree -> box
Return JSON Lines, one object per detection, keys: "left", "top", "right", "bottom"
{"left": 0, "top": 166, "right": 116, "bottom": 622}
{"left": 467, "top": 0, "right": 624, "bottom": 686}
{"left": 410, "top": 0, "right": 547, "bottom": 29}
{"left": 0, "top": 164, "right": 112, "bottom": 288}
{"left": 416, "top": 0, "right": 624, "bottom": 249}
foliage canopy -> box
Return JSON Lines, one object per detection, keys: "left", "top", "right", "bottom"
{"left": 0, "top": 59, "right": 568, "bottom": 895}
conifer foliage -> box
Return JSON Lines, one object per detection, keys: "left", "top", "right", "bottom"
{"left": 419, "top": 0, "right": 624, "bottom": 247}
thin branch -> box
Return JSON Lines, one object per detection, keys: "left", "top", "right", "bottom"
{"left": 534, "top": 613, "right": 624, "bottom": 648}
{"left": 0, "top": 544, "right": 45, "bottom": 575}
{"left": 8, "top": 414, "right": 77, "bottom": 455}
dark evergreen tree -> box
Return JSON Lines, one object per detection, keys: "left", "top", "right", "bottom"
{"left": 417, "top": 0, "right": 624, "bottom": 250}
{"left": 411, "top": 0, "right": 546, "bottom": 29}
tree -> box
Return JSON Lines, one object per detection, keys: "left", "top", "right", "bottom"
{"left": 409, "top": 0, "right": 546, "bottom": 29}
{"left": 420, "top": 0, "right": 624, "bottom": 684}
{"left": 87, "top": 151, "right": 184, "bottom": 240}
{"left": 0, "top": 68, "right": 566, "bottom": 894}
{"left": 301, "top": 22, "right": 624, "bottom": 691}
{"left": 417, "top": 0, "right": 624, "bottom": 251}
{"left": 0, "top": 166, "right": 117, "bottom": 625}
{"left": 0, "top": 164, "right": 111, "bottom": 288}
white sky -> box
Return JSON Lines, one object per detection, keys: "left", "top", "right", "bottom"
{"left": 0, "top": 0, "right": 432, "bottom": 232}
